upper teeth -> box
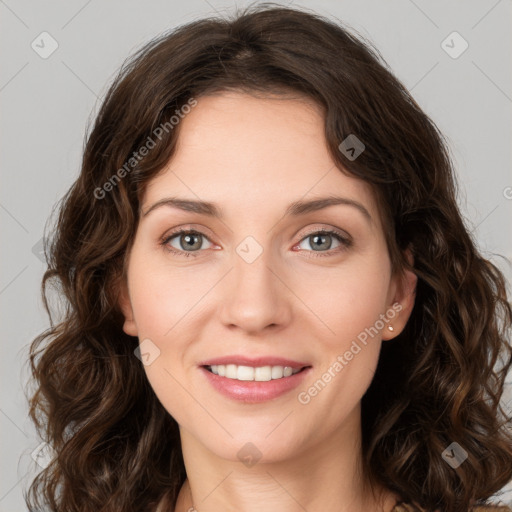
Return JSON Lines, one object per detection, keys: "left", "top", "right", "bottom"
{"left": 209, "top": 364, "right": 301, "bottom": 381}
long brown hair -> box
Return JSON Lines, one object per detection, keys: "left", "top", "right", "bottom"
{"left": 24, "top": 4, "right": 512, "bottom": 511}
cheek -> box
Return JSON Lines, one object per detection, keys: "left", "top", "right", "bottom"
{"left": 128, "top": 253, "right": 204, "bottom": 335}
{"left": 126, "top": 254, "right": 203, "bottom": 419}
{"left": 298, "top": 261, "right": 389, "bottom": 424}
{"left": 302, "top": 251, "right": 391, "bottom": 346}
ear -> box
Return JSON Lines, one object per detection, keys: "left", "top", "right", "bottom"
{"left": 382, "top": 247, "right": 417, "bottom": 340}
{"left": 118, "top": 279, "right": 139, "bottom": 337}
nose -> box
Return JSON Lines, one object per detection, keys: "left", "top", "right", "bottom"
{"left": 218, "top": 246, "right": 293, "bottom": 335}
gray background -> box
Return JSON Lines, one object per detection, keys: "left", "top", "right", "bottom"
{"left": 1, "top": 0, "right": 511, "bottom": 509}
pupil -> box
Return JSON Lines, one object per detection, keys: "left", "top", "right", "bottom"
{"left": 312, "top": 234, "right": 331, "bottom": 251}
{"left": 183, "top": 233, "right": 200, "bottom": 250}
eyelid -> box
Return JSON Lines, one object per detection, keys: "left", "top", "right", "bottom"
{"left": 297, "top": 224, "right": 352, "bottom": 242}
{"left": 161, "top": 223, "right": 215, "bottom": 241}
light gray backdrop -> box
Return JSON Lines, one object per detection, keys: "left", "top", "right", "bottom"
{"left": 1, "top": 0, "right": 511, "bottom": 510}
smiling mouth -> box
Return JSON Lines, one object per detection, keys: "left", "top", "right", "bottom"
{"left": 203, "top": 364, "right": 310, "bottom": 382}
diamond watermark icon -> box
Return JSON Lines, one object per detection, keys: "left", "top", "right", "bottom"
{"left": 237, "top": 442, "right": 262, "bottom": 468}
{"left": 31, "top": 441, "right": 55, "bottom": 469}
{"left": 134, "top": 338, "right": 161, "bottom": 366}
{"left": 441, "top": 31, "right": 468, "bottom": 59}
{"left": 31, "top": 237, "right": 46, "bottom": 263}
{"left": 338, "top": 134, "right": 365, "bottom": 161}
{"left": 236, "top": 236, "right": 263, "bottom": 264}
{"left": 31, "top": 31, "right": 59, "bottom": 59}
{"left": 441, "top": 441, "right": 468, "bottom": 468}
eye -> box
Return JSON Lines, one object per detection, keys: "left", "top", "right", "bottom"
{"left": 294, "top": 229, "right": 352, "bottom": 257}
{"left": 161, "top": 229, "right": 214, "bottom": 258}
{"left": 160, "top": 227, "right": 352, "bottom": 258}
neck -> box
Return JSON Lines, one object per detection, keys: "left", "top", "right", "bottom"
{"left": 173, "top": 405, "right": 400, "bottom": 512}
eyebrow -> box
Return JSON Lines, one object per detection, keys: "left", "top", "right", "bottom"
{"left": 141, "top": 195, "right": 372, "bottom": 224}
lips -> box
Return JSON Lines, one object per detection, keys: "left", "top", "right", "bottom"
{"left": 200, "top": 365, "right": 311, "bottom": 402}
{"left": 198, "top": 355, "right": 312, "bottom": 403}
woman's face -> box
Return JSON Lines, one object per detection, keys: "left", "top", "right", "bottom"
{"left": 120, "top": 91, "right": 416, "bottom": 463}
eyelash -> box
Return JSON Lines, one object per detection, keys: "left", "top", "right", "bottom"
{"left": 160, "top": 227, "right": 352, "bottom": 259}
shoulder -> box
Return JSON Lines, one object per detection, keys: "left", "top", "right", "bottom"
{"left": 392, "top": 503, "right": 512, "bottom": 512}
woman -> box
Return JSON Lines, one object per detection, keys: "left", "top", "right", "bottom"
{"left": 25, "top": 4, "right": 512, "bottom": 512}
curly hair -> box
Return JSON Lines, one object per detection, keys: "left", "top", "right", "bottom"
{"left": 24, "top": 3, "right": 512, "bottom": 512}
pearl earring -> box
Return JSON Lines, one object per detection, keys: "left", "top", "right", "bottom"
{"left": 387, "top": 325, "right": 394, "bottom": 331}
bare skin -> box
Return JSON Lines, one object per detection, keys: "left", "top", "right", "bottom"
{"left": 173, "top": 478, "right": 403, "bottom": 512}
{"left": 120, "top": 91, "right": 417, "bottom": 512}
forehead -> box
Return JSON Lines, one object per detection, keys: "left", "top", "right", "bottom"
{"left": 142, "top": 91, "right": 380, "bottom": 226}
